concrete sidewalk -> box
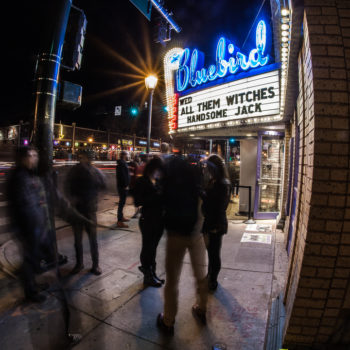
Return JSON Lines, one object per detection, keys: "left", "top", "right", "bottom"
{"left": 0, "top": 198, "right": 288, "bottom": 350}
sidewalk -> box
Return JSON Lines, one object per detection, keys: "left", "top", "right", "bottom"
{"left": 0, "top": 198, "right": 288, "bottom": 350}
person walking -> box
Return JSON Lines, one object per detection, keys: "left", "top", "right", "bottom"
{"left": 129, "top": 154, "right": 141, "bottom": 219}
{"left": 133, "top": 157, "right": 165, "bottom": 288}
{"left": 116, "top": 150, "right": 130, "bottom": 228}
{"left": 6, "top": 146, "right": 83, "bottom": 346}
{"left": 65, "top": 151, "right": 106, "bottom": 275}
{"left": 157, "top": 155, "right": 208, "bottom": 335}
{"left": 202, "top": 155, "right": 231, "bottom": 291}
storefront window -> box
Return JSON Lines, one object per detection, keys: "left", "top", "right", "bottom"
{"left": 258, "top": 137, "right": 284, "bottom": 213}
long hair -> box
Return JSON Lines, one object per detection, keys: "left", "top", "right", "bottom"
{"left": 143, "top": 157, "right": 164, "bottom": 178}
{"left": 207, "top": 154, "right": 228, "bottom": 182}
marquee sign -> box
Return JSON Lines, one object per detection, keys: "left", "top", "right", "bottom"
{"left": 178, "top": 70, "right": 279, "bottom": 128}
{"left": 164, "top": 20, "right": 281, "bottom": 133}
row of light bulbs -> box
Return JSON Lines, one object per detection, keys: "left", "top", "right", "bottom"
{"left": 280, "top": 7, "right": 291, "bottom": 118}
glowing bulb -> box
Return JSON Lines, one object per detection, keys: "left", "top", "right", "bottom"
{"left": 281, "top": 8, "right": 290, "bottom": 16}
{"left": 281, "top": 24, "right": 290, "bottom": 30}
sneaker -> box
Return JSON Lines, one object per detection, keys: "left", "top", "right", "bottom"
{"left": 121, "top": 217, "right": 130, "bottom": 222}
{"left": 208, "top": 280, "right": 218, "bottom": 292}
{"left": 90, "top": 266, "right": 102, "bottom": 275}
{"left": 35, "top": 282, "right": 50, "bottom": 292}
{"left": 26, "top": 292, "right": 46, "bottom": 303}
{"left": 70, "top": 264, "right": 84, "bottom": 275}
{"left": 117, "top": 221, "right": 129, "bottom": 228}
{"left": 67, "top": 333, "right": 82, "bottom": 347}
{"left": 156, "top": 313, "right": 174, "bottom": 335}
{"left": 192, "top": 304, "right": 207, "bottom": 325}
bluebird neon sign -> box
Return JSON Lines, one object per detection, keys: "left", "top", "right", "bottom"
{"left": 176, "top": 20, "right": 269, "bottom": 92}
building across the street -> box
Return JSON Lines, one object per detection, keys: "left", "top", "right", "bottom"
{"left": 0, "top": 122, "right": 162, "bottom": 160}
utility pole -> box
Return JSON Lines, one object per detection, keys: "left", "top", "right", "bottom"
{"left": 33, "top": 0, "right": 72, "bottom": 174}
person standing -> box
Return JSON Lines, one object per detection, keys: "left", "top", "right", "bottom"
{"left": 6, "top": 146, "right": 83, "bottom": 346}
{"left": 157, "top": 155, "right": 208, "bottom": 335}
{"left": 66, "top": 151, "right": 106, "bottom": 275}
{"left": 116, "top": 150, "right": 130, "bottom": 228}
{"left": 202, "top": 155, "right": 231, "bottom": 291}
{"left": 133, "top": 157, "right": 165, "bottom": 287}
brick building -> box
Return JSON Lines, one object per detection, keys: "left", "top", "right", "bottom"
{"left": 280, "top": 0, "right": 350, "bottom": 348}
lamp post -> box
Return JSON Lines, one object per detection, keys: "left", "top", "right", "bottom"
{"left": 145, "top": 75, "right": 158, "bottom": 154}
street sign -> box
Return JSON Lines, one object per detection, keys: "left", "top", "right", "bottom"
{"left": 129, "top": 0, "right": 152, "bottom": 21}
{"left": 114, "top": 106, "right": 122, "bottom": 116}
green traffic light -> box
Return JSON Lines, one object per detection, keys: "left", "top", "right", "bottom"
{"left": 130, "top": 107, "right": 138, "bottom": 116}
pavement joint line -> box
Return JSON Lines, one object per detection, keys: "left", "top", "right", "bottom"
{"left": 102, "top": 317, "right": 171, "bottom": 349}
{"left": 182, "top": 260, "right": 274, "bottom": 274}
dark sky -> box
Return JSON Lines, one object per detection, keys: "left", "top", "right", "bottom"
{"left": 3, "top": 0, "right": 269, "bottom": 135}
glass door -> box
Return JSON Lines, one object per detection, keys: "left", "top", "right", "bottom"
{"left": 254, "top": 131, "right": 284, "bottom": 219}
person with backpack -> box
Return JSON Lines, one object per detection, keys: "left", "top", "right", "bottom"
{"left": 157, "top": 155, "right": 208, "bottom": 335}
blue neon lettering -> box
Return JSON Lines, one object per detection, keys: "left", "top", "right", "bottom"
{"left": 176, "top": 48, "right": 190, "bottom": 92}
{"left": 176, "top": 20, "right": 269, "bottom": 92}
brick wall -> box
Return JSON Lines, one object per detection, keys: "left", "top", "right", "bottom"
{"left": 283, "top": 0, "right": 350, "bottom": 348}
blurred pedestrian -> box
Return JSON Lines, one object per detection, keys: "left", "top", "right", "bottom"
{"left": 6, "top": 147, "right": 48, "bottom": 302}
{"left": 133, "top": 157, "right": 165, "bottom": 287}
{"left": 202, "top": 155, "right": 231, "bottom": 291}
{"left": 65, "top": 151, "right": 106, "bottom": 275}
{"left": 157, "top": 155, "right": 208, "bottom": 335}
{"left": 129, "top": 154, "right": 141, "bottom": 219}
{"left": 116, "top": 150, "right": 130, "bottom": 228}
{"left": 6, "top": 146, "right": 83, "bottom": 346}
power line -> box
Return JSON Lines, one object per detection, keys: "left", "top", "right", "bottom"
{"left": 242, "top": 0, "right": 267, "bottom": 49}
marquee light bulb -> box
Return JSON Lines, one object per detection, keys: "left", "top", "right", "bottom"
{"left": 281, "top": 8, "right": 290, "bottom": 16}
{"left": 281, "top": 24, "right": 290, "bottom": 30}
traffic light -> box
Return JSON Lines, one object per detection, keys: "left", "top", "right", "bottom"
{"left": 62, "top": 6, "right": 87, "bottom": 70}
{"left": 130, "top": 107, "right": 139, "bottom": 116}
{"left": 229, "top": 138, "right": 235, "bottom": 144}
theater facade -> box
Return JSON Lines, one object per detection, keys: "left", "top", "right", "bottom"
{"left": 164, "top": 0, "right": 350, "bottom": 348}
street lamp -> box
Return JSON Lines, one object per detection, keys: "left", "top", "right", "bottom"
{"left": 145, "top": 74, "right": 158, "bottom": 154}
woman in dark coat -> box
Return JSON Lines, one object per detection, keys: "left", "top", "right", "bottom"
{"left": 133, "top": 157, "right": 165, "bottom": 287}
{"left": 202, "top": 154, "right": 231, "bottom": 291}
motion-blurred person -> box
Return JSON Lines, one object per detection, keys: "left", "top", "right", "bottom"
{"left": 7, "top": 146, "right": 83, "bottom": 346}
{"left": 6, "top": 147, "right": 49, "bottom": 302}
{"left": 133, "top": 157, "right": 165, "bottom": 288}
{"left": 202, "top": 155, "right": 231, "bottom": 291}
{"left": 129, "top": 154, "right": 141, "bottom": 219}
{"left": 116, "top": 150, "right": 130, "bottom": 228}
{"left": 157, "top": 155, "right": 208, "bottom": 335}
{"left": 66, "top": 151, "right": 106, "bottom": 275}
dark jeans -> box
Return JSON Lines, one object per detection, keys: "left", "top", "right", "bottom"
{"left": 117, "top": 187, "right": 128, "bottom": 221}
{"left": 139, "top": 216, "right": 164, "bottom": 270}
{"left": 73, "top": 210, "right": 99, "bottom": 267}
{"left": 204, "top": 233, "right": 223, "bottom": 283}
{"left": 19, "top": 238, "right": 54, "bottom": 296}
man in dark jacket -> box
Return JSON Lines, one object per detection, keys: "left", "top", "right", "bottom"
{"left": 157, "top": 155, "right": 208, "bottom": 335}
{"left": 7, "top": 146, "right": 83, "bottom": 346}
{"left": 66, "top": 151, "right": 106, "bottom": 275}
{"left": 116, "top": 150, "right": 130, "bottom": 228}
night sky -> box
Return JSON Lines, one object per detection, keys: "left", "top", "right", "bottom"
{"left": 3, "top": 0, "right": 268, "bottom": 137}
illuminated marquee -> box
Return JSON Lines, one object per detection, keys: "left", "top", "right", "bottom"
{"left": 164, "top": 20, "right": 281, "bottom": 133}
{"left": 177, "top": 20, "right": 269, "bottom": 92}
{"left": 177, "top": 70, "right": 279, "bottom": 128}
